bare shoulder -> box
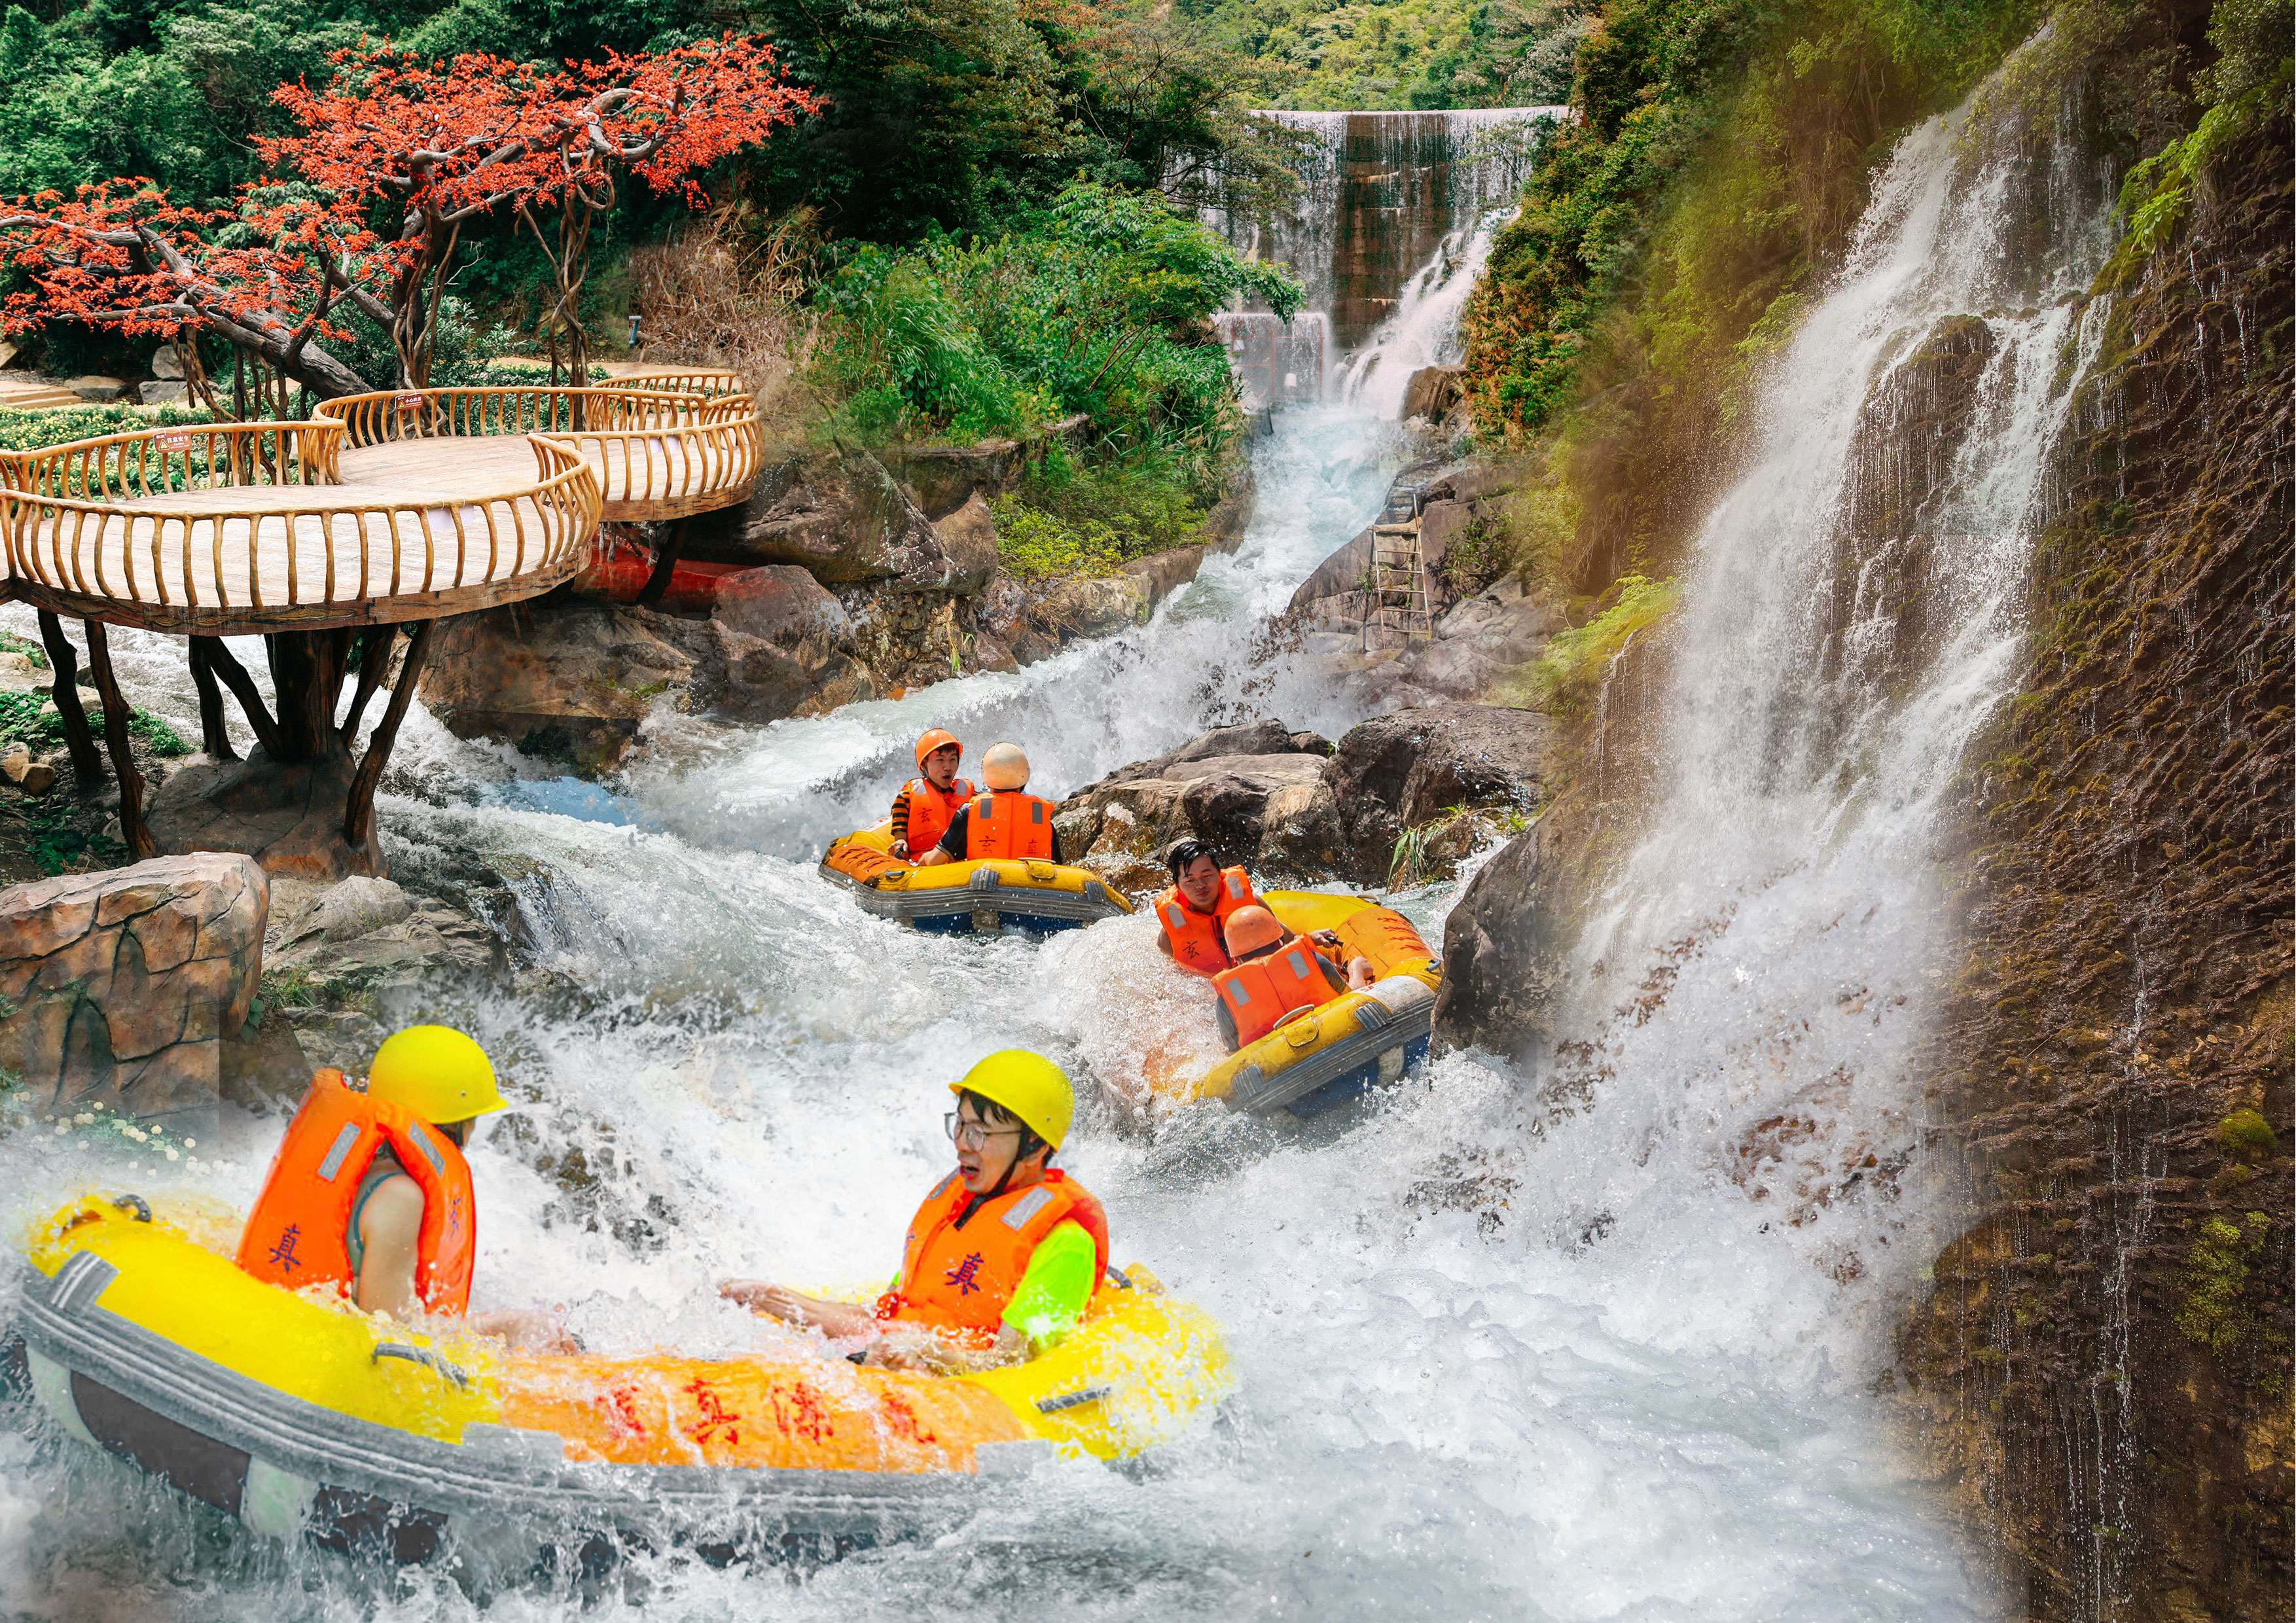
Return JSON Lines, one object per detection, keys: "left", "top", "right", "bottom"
{"left": 362, "top": 1173, "right": 424, "bottom": 1232}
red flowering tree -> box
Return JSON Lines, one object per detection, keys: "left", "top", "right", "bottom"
{"left": 518, "top": 37, "right": 821, "bottom": 384}
{"left": 0, "top": 180, "right": 382, "bottom": 402}
{"left": 262, "top": 49, "right": 562, "bottom": 387}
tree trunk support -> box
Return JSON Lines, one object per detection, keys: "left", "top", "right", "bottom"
{"left": 636, "top": 518, "right": 691, "bottom": 609}
{"left": 187, "top": 637, "right": 240, "bottom": 762}
{"left": 35, "top": 611, "right": 105, "bottom": 783}
{"left": 202, "top": 638, "right": 286, "bottom": 759}
{"left": 82, "top": 621, "right": 156, "bottom": 861}
{"left": 338, "top": 626, "right": 399, "bottom": 748}
{"left": 266, "top": 629, "right": 351, "bottom": 760}
{"left": 343, "top": 619, "right": 434, "bottom": 851}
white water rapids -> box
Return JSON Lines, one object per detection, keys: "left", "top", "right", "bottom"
{"left": 0, "top": 58, "right": 2120, "bottom": 1619}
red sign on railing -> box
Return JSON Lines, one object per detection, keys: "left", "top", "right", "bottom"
{"left": 394, "top": 392, "right": 425, "bottom": 413}
{"left": 154, "top": 430, "right": 196, "bottom": 452}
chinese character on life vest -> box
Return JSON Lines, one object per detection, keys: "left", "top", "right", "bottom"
{"left": 944, "top": 1253, "right": 986, "bottom": 1296}
{"left": 267, "top": 1223, "right": 303, "bottom": 1272}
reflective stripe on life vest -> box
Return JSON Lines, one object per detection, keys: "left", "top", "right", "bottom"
{"left": 964, "top": 791, "right": 1055, "bottom": 861}
{"left": 234, "top": 1069, "right": 477, "bottom": 1313}
{"left": 899, "top": 776, "right": 976, "bottom": 855}
{"left": 1154, "top": 866, "right": 1262, "bottom": 977}
{"left": 880, "top": 1169, "right": 1109, "bottom": 1340}
{"left": 1213, "top": 941, "right": 1344, "bottom": 1048}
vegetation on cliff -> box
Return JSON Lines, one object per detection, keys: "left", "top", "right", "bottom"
{"left": 1179, "top": 0, "right": 1590, "bottom": 108}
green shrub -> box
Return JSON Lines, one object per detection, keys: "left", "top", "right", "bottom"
{"left": 0, "top": 404, "right": 213, "bottom": 454}
{"left": 0, "top": 632, "right": 46, "bottom": 669}
{"left": 2219, "top": 1107, "right": 2279, "bottom": 1161}
{"left": 814, "top": 181, "right": 1301, "bottom": 503}
{"left": 1514, "top": 573, "right": 1679, "bottom": 714}
{"left": 0, "top": 690, "right": 188, "bottom": 758}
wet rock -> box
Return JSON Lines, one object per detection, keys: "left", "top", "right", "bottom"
{"left": 1325, "top": 702, "right": 1552, "bottom": 836}
{"left": 423, "top": 598, "right": 705, "bottom": 775}
{"left": 267, "top": 875, "right": 504, "bottom": 990}
{"left": 1346, "top": 577, "right": 1560, "bottom": 707}
{"left": 1401, "top": 365, "right": 1465, "bottom": 421}
{"left": 287, "top": 1006, "right": 390, "bottom": 1078}
{"left": 1430, "top": 823, "right": 1551, "bottom": 1063}
{"left": 1198, "top": 465, "right": 1258, "bottom": 554}
{"left": 147, "top": 747, "right": 382, "bottom": 880}
{"left": 1121, "top": 544, "right": 1207, "bottom": 614}
{"left": 903, "top": 491, "right": 999, "bottom": 596}
{"left": 704, "top": 567, "right": 872, "bottom": 723}
{"left": 0, "top": 853, "right": 265, "bottom": 1122}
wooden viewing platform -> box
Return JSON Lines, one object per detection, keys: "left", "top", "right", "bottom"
{"left": 315, "top": 385, "right": 762, "bottom": 523}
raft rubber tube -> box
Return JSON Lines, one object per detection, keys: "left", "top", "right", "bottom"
{"left": 5, "top": 1197, "right": 1226, "bottom": 1567}
{"left": 819, "top": 824, "right": 1133, "bottom": 934}
{"left": 1181, "top": 891, "right": 1441, "bottom": 1117}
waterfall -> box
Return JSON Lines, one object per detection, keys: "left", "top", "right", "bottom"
{"left": 1208, "top": 109, "right": 1566, "bottom": 408}
{"left": 1528, "top": 63, "right": 2119, "bottom": 1378}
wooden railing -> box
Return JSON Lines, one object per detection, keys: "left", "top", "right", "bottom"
{"left": 598, "top": 367, "right": 751, "bottom": 399}
{"left": 0, "top": 421, "right": 346, "bottom": 502}
{"left": 315, "top": 385, "right": 762, "bottom": 520}
{"left": 1, "top": 429, "right": 601, "bottom": 632}
{"left": 314, "top": 386, "right": 736, "bottom": 446}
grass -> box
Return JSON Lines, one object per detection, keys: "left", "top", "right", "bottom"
{"left": 0, "top": 690, "right": 188, "bottom": 759}
{"left": 1514, "top": 574, "right": 1681, "bottom": 715}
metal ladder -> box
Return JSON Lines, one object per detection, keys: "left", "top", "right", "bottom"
{"left": 1365, "top": 518, "right": 1432, "bottom": 651}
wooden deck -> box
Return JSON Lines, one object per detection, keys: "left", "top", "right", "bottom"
{"left": 315, "top": 387, "right": 761, "bottom": 520}
{"left": 0, "top": 421, "right": 600, "bottom": 633}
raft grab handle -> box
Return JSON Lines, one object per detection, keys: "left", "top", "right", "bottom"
{"left": 1035, "top": 1384, "right": 1113, "bottom": 1414}
{"left": 372, "top": 1342, "right": 471, "bottom": 1389}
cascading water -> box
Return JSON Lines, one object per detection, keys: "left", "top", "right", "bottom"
{"left": 1210, "top": 109, "right": 1563, "bottom": 410}
{"left": 0, "top": 57, "right": 2113, "bottom": 1623}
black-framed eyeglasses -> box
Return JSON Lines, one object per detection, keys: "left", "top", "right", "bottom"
{"left": 944, "top": 1111, "right": 1020, "bottom": 1150}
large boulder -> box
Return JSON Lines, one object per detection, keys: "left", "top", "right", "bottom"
{"left": 423, "top": 599, "right": 709, "bottom": 774}
{"left": 0, "top": 853, "right": 265, "bottom": 1122}
{"left": 147, "top": 746, "right": 383, "bottom": 880}
{"left": 1429, "top": 823, "right": 1551, "bottom": 1063}
{"left": 706, "top": 566, "right": 874, "bottom": 722}
{"left": 1325, "top": 702, "right": 1553, "bottom": 835}
{"left": 1343, "top": 576, "right": 1560, "bottom": 708}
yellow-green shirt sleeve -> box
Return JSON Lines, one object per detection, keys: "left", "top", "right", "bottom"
{"left": 999, "top": 1219, "right": 1098, "bottom": 1351}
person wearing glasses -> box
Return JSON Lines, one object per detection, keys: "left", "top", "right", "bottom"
{"left": 719, "top": 1051, "right": 1107, "bottom": 1374}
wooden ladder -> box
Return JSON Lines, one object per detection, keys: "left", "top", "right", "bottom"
{"left": 1365, "top": 518, "right": 1432, "bottom": 651}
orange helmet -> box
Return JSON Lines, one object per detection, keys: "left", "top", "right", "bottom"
{"left": 1222, "top": 906, "right": 1286, "bottom": 957}
{"left": 914, "top": 729, "right": 963, "bottom": 770}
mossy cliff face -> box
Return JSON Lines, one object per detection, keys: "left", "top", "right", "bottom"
{"left": 1445, "top": 0, "right": 2291, "bottom": 1611}
{"left": 1891, "top": 92, "right": 2293, "bottom": 1622}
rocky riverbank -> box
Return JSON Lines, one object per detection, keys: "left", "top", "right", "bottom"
{"left": 422, "top": 434, "right": 1257, "bottom": 775}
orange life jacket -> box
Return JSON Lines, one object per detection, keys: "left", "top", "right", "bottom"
{"left": 898, "top": 775, "right": 976, "bottom": 856}
{"left": 878, "top": 1169, "right": 1109, "bottom": 1342}
{"left": 1213, "top": 939, "right": 1346, "bottom": 1048}
{"left": 234, "top": 1069, "right": 477, "bottom": 1314}
{"left": 963, "top": 791, "right": 1055, "bottom": 861}
{"left": 1155, "top": 866, "right": 1262, "bottom": 976}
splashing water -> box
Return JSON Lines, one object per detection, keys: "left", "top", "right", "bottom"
{"left": 0, "top": 75, "right": 2119, "bottom": 1623}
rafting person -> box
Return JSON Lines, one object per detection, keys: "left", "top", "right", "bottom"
{"left": 1211, "top": 906, "right": 1376, "bottom": 1051}
{"left": 1155, "top": 838, "right": 1354, "bottom": 978}
{"left": 916, "top": 742, "right": 1065, "bottom": 865}
{"left": 235, "top": 1026, "right": 569, "bottom": 1351}
{"left": 719, "top": 1051, "right": 1106, "bottom": 1374}
{"left": 889, "top": 728, "right": 976, "bottom": 860}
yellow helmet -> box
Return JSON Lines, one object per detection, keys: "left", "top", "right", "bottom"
{"left": 951, "top": 1050, "right": 1074, "bottom": 1149}
{"left": 367, "top": 1026, "right": 507, "bottom": 1124}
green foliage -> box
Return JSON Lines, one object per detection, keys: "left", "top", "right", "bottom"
{"left": 990, "top": 455, "right": 1208, "bottom": 579}
{"left": 815, "top": 182, "right": 1300, "bottom": 495}
{"left": 1465, "top": 0, "right": 2042, "bottom": 439}
{"left": 2219, "top": 1107, "right": 2279, "bottom": 1161}
{"left": 1181, "top": 0, "right": 1589, "bottom": 109}
{"left": 0, "top": 631, "right": 46, "bottom": 669}
{"left": 0, "top": 689, "right": 189, "bottom": 760}
{"left": 2113, "top": 0, "right": 2292, "bottom": 263}
{"left": 2176, "top": 1211, "right": 2274, "bottom": 1355}
{"left": 13, "top": 787, "right": 124, "bottom": 875}
{"left": 1514, "top": 573, "right": 1677, "bottom": 712}
{"left": 0, "top": 404, "right": 211, "bottom": 454}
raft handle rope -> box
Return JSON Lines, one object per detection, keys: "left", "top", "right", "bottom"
{"left": 111, "top": 1194, "right": 152, "bottom": 1223}
{"left": 1035, "top": 1385, "right": 1113, "bottom": 1414}
{"left": 372, "top": 1342, "right": 472, "bottom": 1390}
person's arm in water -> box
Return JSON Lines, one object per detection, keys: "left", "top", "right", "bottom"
{"left": 717, "top": 1281, "right": 878, "bottom": 1338}
{"left": 355, "top": 1175, "right": 573, "bottom": 1351}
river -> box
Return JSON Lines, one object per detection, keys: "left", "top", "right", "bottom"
{"left": 0, "top": 100, "right": 2043, "bottom": 1620}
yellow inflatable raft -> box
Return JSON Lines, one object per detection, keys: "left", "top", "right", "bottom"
{"left": 819, "top": 823, "right": 1133, "bottom": 935}
{"left": 6, "top": 1195, "right": 1225, "bottom": 1566}
{"left": 1172, "top": 891, "right": 1441, "bottom": 1117}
